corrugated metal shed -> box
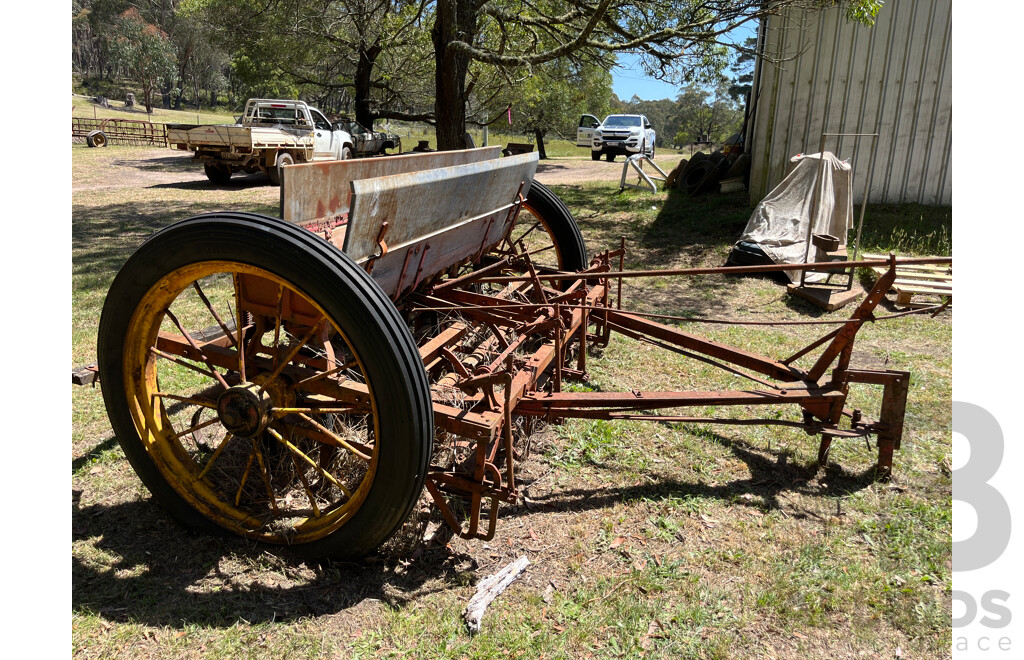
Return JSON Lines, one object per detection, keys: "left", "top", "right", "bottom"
{"left": 746, "top": 0, "right": 951, "bottom": 205}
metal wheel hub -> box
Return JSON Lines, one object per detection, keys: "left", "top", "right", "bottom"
{"left": 216, "top": 384, "right": 272, "bottom": 437}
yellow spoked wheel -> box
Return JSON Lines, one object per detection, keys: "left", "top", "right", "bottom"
{"left": 98, "top": 212, "right": 433, "bottom": 559}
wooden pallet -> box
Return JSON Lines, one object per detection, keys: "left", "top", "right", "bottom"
{"left": 864, "top": 253, "right": 952, "bottom": 308}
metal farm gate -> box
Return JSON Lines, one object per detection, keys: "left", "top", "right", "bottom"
{"left": 72, "top": 117, "right": 169, "bottom": 147}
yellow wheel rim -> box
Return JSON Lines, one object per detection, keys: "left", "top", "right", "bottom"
{"left": 123, "top": 260, "right": 379, "bottom": 545}
{"left": 511, "top": 201, "right": 565, "bottom": 271}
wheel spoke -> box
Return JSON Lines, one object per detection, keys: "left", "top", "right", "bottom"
{"left": 234, "top": 450, "right": 256, "bottom": 506}
{"left": 271, "top": 284, "right": 285, "bottom": 369}
{"left": 249, "top": 438, "right": 280, "bottom": 517}
{"left": 258, "top": 318, "right": 326, "bottom": 395}
{"left": 170, "top": 415, "right": 221, "bottom": 441}
{"left": 151, "top": 391, "right": 217, "bottom": 409}
{"left": 232, "top": 272, "right": 247, "bottom": 382}
{"left": 292, "top": 360, "right": 358, "bottom": 387}
{"left": 526, "top": 243, "right": 557, "bottom": 257}
{"left": 294, "top": 412, "right": 372, "bottom": 461}
{"left": 266, "top": 426, "right": 352, "bottom": 498}
{"left": 512, "top": 221, "right": 543, "bottom": 246}
{"left": 192, "top": 281, "right": 238, "bottom": 347}
{"left": 197, "top": 432, "right": 234, "bottom": 480}
{"left": 291, "top": 453, "right": 322, "bottom": 518}
{"left": 149, "top": 346, "right": 224, "bottom": 383}
{"left": 164, "top": 308, "right": 229, "bottom": 389}
{"left": 272, "top": 405, "right": 364, "bottom": 415}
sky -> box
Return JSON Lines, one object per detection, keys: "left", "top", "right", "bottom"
{"left": 611, "top": 54, "right": 682, "bottom": 101}
{"left": 612, "top": 23, "right": 759, "bottom": 101}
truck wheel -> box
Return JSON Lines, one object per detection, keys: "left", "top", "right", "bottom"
{"left": 97, "top": 212, "right": 433, "bottom": 560}
{"left": 341, "top": 146, "right": 352, "bottom": 160}
{"left": 268, "top": 153, "right": 293, "bottom": 186}
{"left": 86, "top": 130, "right": 108, "bottom": 148}
{"left": 591, "top": 151, "right": 601, "bottom": 161}
{"left": 204, "top": 162, "right": 232, "bottom": 184}
{"left": 605, "top": 153, "right": 615, "bottom": 162}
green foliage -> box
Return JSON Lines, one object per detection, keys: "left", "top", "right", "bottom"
{"left": 671, "top": 81, "right": 743, "bottom": 146}
{"left": 617, "top": 96, "right": 680, "bottom": 148}
{"left": 74, "top": 0, "right": 889, "bottom": 143}
{"left": 727, "top": 36, "right": 758, "bottom": 104}
{"left": 818, "top": 0, "right": 885, "bottom": 25}
{"left": 549, "top": 420, "right": 621, "bottom": 468}
{"left": 108, "top": 8, "right": 176, "bottom": 111}
{"left": 499, "top": 56, "right": 613, "bottom": 148}
{"left": 854, "top": 204, "right": 952, "bottom": 256}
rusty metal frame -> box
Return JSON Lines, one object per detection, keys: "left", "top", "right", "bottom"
{"left": 135, "top": 219, "right": 946, "bottom": 542}
{"left": 393, "top": 240, "right": 943, "bottom": 540}
{"left": 72, "top": 117, "right": 169, "bottom": 146}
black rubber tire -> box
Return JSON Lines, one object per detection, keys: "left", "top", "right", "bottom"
{"left": 522, "top": 181, "right": 588, "bottom": 272}
{"left": 605, "top": 152, "right": 615, "bottom": 162}
{"left": 86, "top": 130, "right": 108, "bottom": 148}
{"left": 97, "top": 212, "right": 434, "bottom": 560}
{"left": 203, "top": 162, "right": 232, "bottom": 184}
{"left": 682, "top": 159, "right": 719, "bottom": 195}
{"left": 591, "top": 150, "right": 601, "bottom": 161}
{"left": 267, "top": 152, "right": 293, "bottom": 186}
{"left": 341, "top": 146, "right": 352, "bottom": 160}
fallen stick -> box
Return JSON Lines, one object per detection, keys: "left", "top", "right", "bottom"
{"left": 464, "top": 555, "right": 530, "bottom": 634}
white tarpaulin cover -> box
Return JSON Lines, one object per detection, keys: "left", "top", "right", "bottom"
{"left": 739, "top": 152, "right": 852, "bottom": 282}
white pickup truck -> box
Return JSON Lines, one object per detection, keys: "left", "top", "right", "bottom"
{"left": 167, "top": 99, "right": 355, "bottom": 185}
{"left": 576, "top": 114, "right": 656, "bottom": 162}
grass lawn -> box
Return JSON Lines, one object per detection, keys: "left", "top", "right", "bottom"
{"left": 72, "top": 142, "right": 951, "bottom": 659}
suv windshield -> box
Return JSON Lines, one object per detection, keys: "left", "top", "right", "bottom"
{"left": 603, "top": 116, "right": 641, "bottom": 127}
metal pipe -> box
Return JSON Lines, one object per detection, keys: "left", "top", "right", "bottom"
{"left": 470, "top": 256, "right": 951, "bottom": 284}
{"left": 851, "top": 133, "right": 879, "bottom": 263}
{"left": 800, "top": 134, "right": 830, "bottom": 286}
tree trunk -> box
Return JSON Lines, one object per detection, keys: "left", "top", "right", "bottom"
{"left": 354, "top": 43, "right": 381, "bottom": 127}
{"left": 534, "top": 128, "right": 548, "bottom": 160}
{"left": 432, "top": 0, "right": 476, "bottom": 151}
{"left": 161, "top": 79, "right": 172, "bottom": 109}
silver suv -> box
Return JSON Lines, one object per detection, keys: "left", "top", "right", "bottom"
{"left": 576, "top": 114, "right": 656, "bottom": 161}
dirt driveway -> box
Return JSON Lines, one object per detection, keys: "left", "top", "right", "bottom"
{"left": 535, "top": 153, "right": 680, "bottom": 186}
{"left": 69, "top": 147, "right": 679, "bottom": 191}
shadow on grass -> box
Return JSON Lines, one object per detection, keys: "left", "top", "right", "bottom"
{"left": 148, "top": 174, "right": 272, "bottom": 191}
{"left": 117, "top": 154, "right": 198, "bottom": 174}
{"left": 72, "top": 483, "right": 467, "bottom": 628}
{"left": 72, "top": 200, "right": 281, "bottom": 293}
{"left": 546, "top": 186, "right": 780, "bottom": 317}
{"left": 636, "top": 188, "right": 750, "bottom": 256}
{"left": 519, "top": 426, "right": 875, "bottom": 521}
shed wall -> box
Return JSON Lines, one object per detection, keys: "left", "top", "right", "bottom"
{"left": 746, "top": 0, "right": 952, "bottom": 205}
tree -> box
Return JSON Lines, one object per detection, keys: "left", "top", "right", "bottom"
{"left": 620, "top": 95, "right": 681, "bottom": 148}
{"left": 187, "top": 0, "right": 433, "bottom": 126}
{"left": 672, "top": 80, "right": 743, "bottom": 146}
{"left": 108, "top": 8, "right": 177, "bottom": 112}
{"left": 727, "top": 36, "right": 758, "bottom": 105}
{"left": 428, "top": 0, "right": 884, "bottom": 150}
{"left": 501, "top": 56, "right": 612, "bottom": 158}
